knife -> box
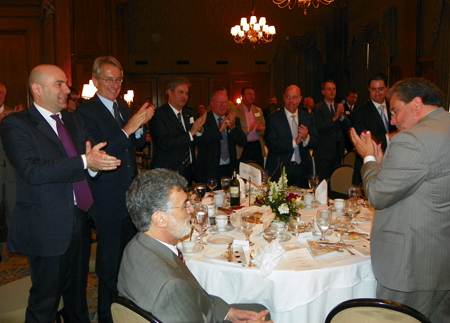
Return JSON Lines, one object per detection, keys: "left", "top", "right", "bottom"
{"left": 309, "top": 241, "right": 354, "bottom": 248}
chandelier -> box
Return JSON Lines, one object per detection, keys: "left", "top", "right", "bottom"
{"left": 231, "top": 1, "right": 276, "bottom": 48}
{"left": 272, "top": 0, "right": 335, "bottom": 15}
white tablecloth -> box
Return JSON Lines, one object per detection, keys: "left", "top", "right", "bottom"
{"left": 186, "top": 204, "right": 377, "bottom": 323}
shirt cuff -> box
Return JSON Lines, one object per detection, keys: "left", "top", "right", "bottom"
{"left": 363, "top": 156, "right": 376, "bottom": 164}
{"left": 135, "top": 127, "right": 144, "bottom": 139}
{"left": 302, "top": 134, "right": 310, "bottom": 146}
{"left": 81, "top": 154, "right": 87, "bottom": 169}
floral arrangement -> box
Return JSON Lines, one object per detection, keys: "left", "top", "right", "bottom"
{"left": 254, "top": 167, "right": 303, "bottom": 223}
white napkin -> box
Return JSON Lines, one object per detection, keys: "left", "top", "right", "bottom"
{"left": 236, "top": 174, "right": 246, "bottom": 198}
{"left": 252, "top": 241, "right": 285, "bottom": 277}
{"left": 315, "top": 180, "right": 328, "bottom": 205}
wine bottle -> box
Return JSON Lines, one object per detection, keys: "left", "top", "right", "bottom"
{"left": 230, "top": 170, "right": 240, "bottom": 207}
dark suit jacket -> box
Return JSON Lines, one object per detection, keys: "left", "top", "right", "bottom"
{"left": 118, "top": 233, "right": 231, "bottom": 323}
{"left": 313, "top": 100, "right": 350, "bottom": 162}
{"left": 1, "top": 106, "right": 91, "bottom": 256}
{"left": 195, "top": 111, "right": 247, "bottom": 183}
{"left": 150, "top": 103, "right": 197, "bottom": 175}
{"left": 265, "top": 108, "right": 318, "bottom": 181}
{"left": 343, "top": 103, "right": 357, "bottom": 152}
{"left": 76, "top": 94, "right": 143, "bottom": 220}
{"left": 351, "top": 100, "right": 397, "bottom": 184}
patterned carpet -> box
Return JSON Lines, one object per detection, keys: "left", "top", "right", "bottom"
{"left": 0, "top": 242, "right": 99, "bottom": 322}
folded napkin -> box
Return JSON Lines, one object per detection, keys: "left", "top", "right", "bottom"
{"left": 236, "top": 174, "right": 246, "bottom": 198}
{"left": 230, "top": 205, "right": 275, "bottom": 235}
{"left": 252, "top": 241, "right": 285, "bottom": 277}
{"left": 315, "top": 180, "right": 328, "bottom": 205}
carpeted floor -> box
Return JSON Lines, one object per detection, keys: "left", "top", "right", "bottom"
{"left": 0, "top": 242, "right": 99, "bottom": 322}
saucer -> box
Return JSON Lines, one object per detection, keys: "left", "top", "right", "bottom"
{"left": 206, "top": 235, "right": 234, "bottom": 247}
{"left": 210, "top": 225, "right": 234, "bottom": 234}
{"left": 302, "top": 206, "right": 318, "bottom": 210}
{"left": 179, "top": 244, "right": 204, "bottom": 255}
{"left": 278, "top": 233, "right": 291, "bottom": 242}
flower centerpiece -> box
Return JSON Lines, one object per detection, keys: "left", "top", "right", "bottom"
{"left": 254, "top": 167, "right": 303, "bottom": 223}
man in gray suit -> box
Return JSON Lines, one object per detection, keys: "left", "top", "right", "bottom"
{"left": 118, "top": 168, "right": 271, "bottom": 323}
{"left": 350, "top": 78, "right": 450, "bottom": 323}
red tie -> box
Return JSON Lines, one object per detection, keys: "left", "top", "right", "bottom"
{"left": 51, "top": 115, "right": 94, "bottom": 212}
{"left": 177, "top": 248, "right": 186, "bottom": 265}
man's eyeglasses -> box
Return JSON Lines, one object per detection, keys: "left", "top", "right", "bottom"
{"left": 390, "top": 102, "right": 408, "bottom": 116}
{"left": 171, "top": 201, "right": 192, "bottom": 211}
{"left": 98, "top": 77, "right": 123, "bottom": 84}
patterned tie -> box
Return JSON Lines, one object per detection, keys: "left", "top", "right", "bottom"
{"left": 177, "top": 112, "right": 190, "bottom": 167}
{"left": 217, "top": 117, "right": 229, "bottom": 162}
{"left": 290, "top": 115, "right": 301, "bottom": 163}
{"left": 113, "top": 102, "right": 124, "bottom": 128}
{"left": 51, "top": 115, "right": 94, "bottom": 212}
{"left": 379, "top": 105, "right": 389, "bottom": 132}
{"left": 177, "top": 248, "right": 186, "bottom": 265}
{"left": 330, "top": 103, "right": 335, "bottom": 115}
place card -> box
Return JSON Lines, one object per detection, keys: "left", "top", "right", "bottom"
{"left": 233, "top": 239, "right": 249, "bottom": 250}
{"left": 284, "top": 248, "right": 321, "bottom": 271}
{"left": 296, "top": 231, "right": 313, "bottom": 242}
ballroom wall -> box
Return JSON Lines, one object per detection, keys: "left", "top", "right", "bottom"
{"left": 0, "top": 0, "right": 447, "bottom": 110}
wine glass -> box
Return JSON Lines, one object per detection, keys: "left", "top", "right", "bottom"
{"left": 240, "top": 213, "right": 256, "bottom": 246}
{"left": 335, "top": 215, "right": 350, "bottom": 245}
{"left": 316, "top": 209, "right": 331, "bottom": 241}
{"left": 344, "top": 199, "right": 358, "bottom": 229}
{"left": 261, "top": 170, "right": 269, "bottom": 193}
{"left": 206, "top": 178, "right": 217, "bottom": 196}
{"left": 263, "top": 224, "right": 278, "bottom": 243}
{"left": 220, "top": 177, "right": 231, "bottom": 205}
{"left": 195, "top": 183, "right": 206, "bottom": 204}
{"left": 348, "top": 185, "right": 361, "bottom": 201}
{"left": 194, "top": 204, "right": 209, "bottom": 245}
{"left": 290, "top": 217, "right": 306, "bottom": 237}
{"left": 308, "top": 174, "right": 320, "bottom": 205}
{"left": 360, "top": 186, "right": 369, "bottom": 207}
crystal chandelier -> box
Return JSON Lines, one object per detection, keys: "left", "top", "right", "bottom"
{"left": 231, "top": 1, "right": 276, "bottom": 48}
{"left": 272, "top": 0, "right": 335, "bottom": 15}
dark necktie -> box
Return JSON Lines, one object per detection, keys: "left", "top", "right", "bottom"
{"left": 330, "top": 103, "right": 335, "bottom": 115}
{"left": 51, "top": 115, "right": 94, "bottom": 212}
{"left": 177, "top": 112, "right": 190, "bottom": 167}
{"left": 113, "top": 102, "right": 124, "bottom": 128}
{"left": 177, "top": 248, "right": 186, "bottom": 265}
{"left": 217, "top": 117, "right": 229, "bottom": 162}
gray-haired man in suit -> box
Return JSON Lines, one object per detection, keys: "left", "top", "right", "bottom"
{"left": 118, "top": 168, "right": 271, "bottom": 323}
{"left": 350, "top": 78, "right": 450, "bottom": 323}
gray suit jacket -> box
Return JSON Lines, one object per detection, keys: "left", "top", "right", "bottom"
{"left": 117, "top": 233, "right": 231, "bottom": 323}
{"left": 362, "top": 108, "right": 450, "bottom": 292}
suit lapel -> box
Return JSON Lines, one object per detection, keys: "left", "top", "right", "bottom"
{"left": 62, "top": 112, "right": 82, "bottom": 154}
{"left": 29, "top": 105, "right": 63, "bottom": 149}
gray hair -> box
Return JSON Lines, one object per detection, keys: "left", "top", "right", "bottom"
{"left": 126, "top": 169, "right": 187, "bottom": 232}
{"left": 92, "top": 56, "right": 123, "bottom": 79}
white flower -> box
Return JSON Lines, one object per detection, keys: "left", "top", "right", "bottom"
{"left": 278, "top": 203, "right": 289, "bottom": 214}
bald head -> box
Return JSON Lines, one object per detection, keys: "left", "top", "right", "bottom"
{"left": 284, "top": 85, "right": 302, "bottom": 114}
{"left": 29, "top": 64, "right": 70, "bottom": 114}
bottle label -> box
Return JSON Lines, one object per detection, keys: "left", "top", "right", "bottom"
{"left": 230, "top": 186, "right": 239, "bottom": 197}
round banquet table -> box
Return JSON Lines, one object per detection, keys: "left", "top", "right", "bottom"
{"left": 185, "top": 202, "right": 377, "bottom": 323}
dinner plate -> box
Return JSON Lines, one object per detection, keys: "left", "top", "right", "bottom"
{"left": 302, "top": 206, "right": 318, "bottom": 211}
{"left": 179, "top": 244, "right": 204, "bottom": 255}
{"left": 343, "top": 232, "right": 369, "bottom": 241}
{"left": 206, "top": 235, "right": 234, "bottom": 247}
{"left": 278, "top": 233, "right": 291, "bottom": 242}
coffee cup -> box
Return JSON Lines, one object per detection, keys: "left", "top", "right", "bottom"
{"left": 207, "top": 203, "right": 216, "bottom": 217}
{"left": 214, "top": 192, "right": 225, "bottom": 207}
{"left": 215, "top": 215, "right": 228, "bottom": 231}
{"left": 182, "top": 240, "right": 197, "bottom": 252}
{"left": 304, "top": 194, "right": 314, "bottom": 207}
{"left": 334, "top": 198, "right": 345, "bottom": 211}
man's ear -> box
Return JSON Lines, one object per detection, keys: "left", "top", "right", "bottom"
{"left": 31, "top": 83, "right": 41, "bottom": 96}
{"left": 151, "top": 210, "right": 168, "bottom": 228}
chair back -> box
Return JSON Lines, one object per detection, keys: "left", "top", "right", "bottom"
{"left": 328, "top": 165, "right": 354, "bottom": 199}
{"left": 111, "top": 296, "right": 163, "bottom": 323}
{"left": 343, "top": 151, "right": 356, "bottom": 167}
{"left": 325, "top": 298, "right": 431, "bottom": 323}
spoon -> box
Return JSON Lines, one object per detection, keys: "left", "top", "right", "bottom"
{"left": 249, "top": 250, "right": 257, "bottom": 267}
{"left": 189, "top": 226, "right": 195, "bottom": 241}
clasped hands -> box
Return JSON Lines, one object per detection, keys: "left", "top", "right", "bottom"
{"left": 332, "top": 103, "right": 345, "bottom": 122}
{"left": 219, "top": 112, "right": 237, "bottom": 132}
{"left": 123, "top": 102, "right": 155, "bottom": 136}
{"left": 85, "top": 141, "right": 121, "bottom": 172}
{"left": 349, "top": 128, "right": 383, "bottom": 166}
{"left": 248, "top": 120, "right": 264, "bottom": 132}
{"left": 189, "top": 112, "right": 207, "bottom": 136}
{"left": 226, "top": 308, "right": 272, "bottom": 323}
{"left": 295, "top": 124, "right": 309, "bottom": 145}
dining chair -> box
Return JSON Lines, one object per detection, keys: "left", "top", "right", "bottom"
{"left": 111, "top": 296, "right": 163, "bottom": 323}
{"left": 328, "top": 165, "right": 354, "bottom": 199}
{"left": 343, "top": 151, "right": 356, "bottom": 167}
{"left": 325, "top": 298, "right": 431, "bottom": 323}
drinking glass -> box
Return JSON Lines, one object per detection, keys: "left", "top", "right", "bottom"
{"left": 335, "top": 215, "right": 350, "bottom": 244}
{"left": 263, "top": 224, "right": 278, "bottom": 243}
{"left": 194, "top": 204, "right": 209, "bottom": 245}
{"left": 240, "top": 213, "right": 256, "bottom": 246}
{"left": 308, "top": 174, "right": 320, "bottom": 204}
{"left": 348, "top": 185, "right": 361, "bottom": 201}
{"left": 344, "top": 199, "right": 358, "bottom": 229}
{"left": 195, "top": 183, "right": 206, "bottom": 204}
{"left": 316, "top": 209, "right": 331, "bottom": 241}
{"left": 206, "top": 178, "right": 217, "bottom": 195}
{"left": 360, "top": 186, "right": 369, "bottom": 207}
{"left": 220, "top": 177, "right": 231, "bottom": 205}
{"left": 290, "top": 217, "right": 306, "bottom": 237}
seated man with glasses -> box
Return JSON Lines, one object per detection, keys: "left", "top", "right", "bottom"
{"left": 118, "top": 168, "right": 271, "bottom": 323}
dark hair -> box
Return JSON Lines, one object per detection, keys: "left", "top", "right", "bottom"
{"left": 367, "top": 72, "right": 388, "bottom": 88}
{"left": 321, "top": 80, "right": 335, "bottom": 90}
{"left": 346, "top": 90, "right": 358, "bottom": 97}
{"left": 126, "top": 169, "right": 187, "bottom": 232}
{"left": 386, "top": 78, "right": 444, "bottom": 107}
{"left": 167, "top": 77, "right": 191, "bottom": 91}
{"left": 69, "top": 86, "right": 80, "bottom": 96}
{"left": 241, "top": 87, "right": 254, "bottom": 96}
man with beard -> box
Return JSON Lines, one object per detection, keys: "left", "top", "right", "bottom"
{"left": 117, "top": 168, "right": 272, "bottom": 323}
